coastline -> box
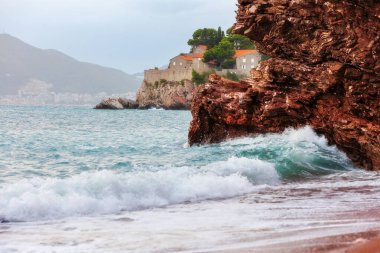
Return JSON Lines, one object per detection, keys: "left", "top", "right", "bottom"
{"left": 204, "top": 231, "right": 380, "bottom": 253}
{"left": 199, "top": 204, "right": 380, "bottom": 253}
{"left": 346, "top": 235, "right": 380, "bottom": 253}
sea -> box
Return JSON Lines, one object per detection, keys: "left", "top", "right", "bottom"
{"left": 0, "top": 105, "right": 380, "bottom": 253}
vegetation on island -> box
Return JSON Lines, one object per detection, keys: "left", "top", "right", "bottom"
{"left": 188, "top": 27, "right": 255, "bottom": 69}
{"left": 261, "top": 54, "right": 271, "bottom": 62}
{"left": 188, "top": 27, "right": 225, "bottom": 50}
{"left": 225, "top": 28, "right": 256, "bottom": 50}
{"left": 192, "top": 69, "right": 245, "bottom": 84}
{"left": 204, "top": 40, "right": 235, "bottom": 69}
{"left": 222, "top": 72, "right": 245, "bottom": 82}
{"left": 192, "top": 70, "right": 215, "bottom": 85}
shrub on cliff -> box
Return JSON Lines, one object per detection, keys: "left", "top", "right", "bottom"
{"left": 260, "top": 54, "right": 270, "bottom": 62}
{"left": 223, "top": 72, "right": 242, "bottom": 81}
{"left": 192, "top": 70, "right": 206, "bottom": 85}
{"left": 192, "top": 70, "right": 215, "bottom": 85}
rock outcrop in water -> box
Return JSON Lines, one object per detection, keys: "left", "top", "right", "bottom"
{"left": 189, "top": 0, "right": 380, "bottom": 170}
{"left": 95, "top": 98, "right": 138, "bottom": 110}
{"left": 136, "top": 80, "right": 196, "bottom": 110}
{"left": 95, "top": 80, "right": 196, "bottom": 110}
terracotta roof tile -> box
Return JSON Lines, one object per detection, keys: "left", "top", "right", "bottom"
{"left": 192, "top": 54, "right": 204, "bottom": 58}
{"left": 176, "top": 50, "right": 257, "bottom": 62}
{"left": 234, "top": 50, "right": 258, "bottom": 58}
{"left": 179, "top": 55, "right": 194, "bottom": 61}
{"left": 179, "top": 54, "right": 205, "bottom": 61}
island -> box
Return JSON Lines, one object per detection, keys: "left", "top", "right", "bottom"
{"left": 95, "top": 27, "right": 266, "bottom": 110}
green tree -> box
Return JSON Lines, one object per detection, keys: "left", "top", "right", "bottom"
{"left": 226, "top": 27, "right": 255, "bottom": 50}
{"left": 217, "top": 26, "right": 225, "bottom": 45}
{"left": 226, "top": 27, "right": 233, "bottom": 36}
{"left": 188, "top": 27, "right": 224, "bottom": 50}
{"left": 203, "top": 38, "right": 235, "bottom": 69}
{"left": 221, "top": 58, "right": 236, "bottom": 69}
{"left": 188, "top": 26, "right": 255, "bottom": 69}
{"left": 226, "top": 34, "right": 255, "bottom": 50}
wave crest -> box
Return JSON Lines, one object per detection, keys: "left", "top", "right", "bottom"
{"left": 0, "top": 157, "right": 277, "bottom": 222}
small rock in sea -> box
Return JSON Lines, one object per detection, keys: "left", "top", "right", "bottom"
{"left": 95, "top": 98, "right": 138, "bottom": 110}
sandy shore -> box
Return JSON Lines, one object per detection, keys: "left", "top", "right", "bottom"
{"left": 204, "top": 231, "right": 380, "bottom": 253}
{"left": 346, "top": 236, "right": 380, "bottom": 253}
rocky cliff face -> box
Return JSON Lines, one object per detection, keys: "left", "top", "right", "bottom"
{"left": 136, "top": 80, "right": 196, "bottom": 110}
{"left": 95, "top": 80, "right": 196, "bottom": 110}
{"left": 189, "top": 0, "right": 380, "bottom": 170}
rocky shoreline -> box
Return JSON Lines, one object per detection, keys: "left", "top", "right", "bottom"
{"left": 188, "top": 0, "right": 379, "bottom": 170}
{"left": 95, "top": 80, "right": 196, "bottom": 110}
{"left": 136, "top": 79, "right": 196, "bottom": 110}
{"left": 204, "top": 231, "right": 380, "bottom": 253}
{"left": 94, "top": 97, "right": 138, "bottom": 110}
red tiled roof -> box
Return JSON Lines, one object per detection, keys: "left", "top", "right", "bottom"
{"left": 234, "top": 50, "right": 258, "bottom": 58}
{"left": 192, "top": 54, "right": 204, "bottom": 58}
{"left": 179, "top": 54, "right": 204, "bottom": 61}
{"left": 177, "top": 50, "right": 257, "bottom": 62}
{"left": 179, "top": 55, "right": 194, "bottom": 61}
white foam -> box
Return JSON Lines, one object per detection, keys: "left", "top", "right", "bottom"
{"left": 0, "top": 157, "right": 278, "bottom": 222}
{"left": 204, "top": 157, "right": 279, "bottom": 185}
{"left": 284, "top": 126, "right": 328, "bottom": 145}
{"left": 224, "top": 126, "right": 328, "bottom": 146}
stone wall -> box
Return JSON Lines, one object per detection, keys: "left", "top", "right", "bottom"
{"left": 169, "top": 56, "right": 192, "bottom": 70}
{"left": 144, "top": 69, "right": 192, "bottom": 84}
{"left": 216, "top": 69, "right": 248, "bottom": 77}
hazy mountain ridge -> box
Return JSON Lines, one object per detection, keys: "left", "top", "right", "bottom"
{"left": 0, "top": 34, "right": 140, "bottom": 95}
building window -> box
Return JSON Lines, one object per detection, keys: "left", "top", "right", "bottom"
{"left": 173, "top": 62, "right": 176, "bottom": 66}
{"left": 180, "top": 62, "right": 183, "bottom": 66}
{"left": 242, "top": 58, "right": 246, "bottom": 63}
{"left": 251, "top": 65, "right": 255, "bottom": 69}
{"left": 251, "top": 59, "right": 255, "bottom": 63}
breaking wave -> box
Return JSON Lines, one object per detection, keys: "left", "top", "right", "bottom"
{"left": 0, "top": 124, "right": 357, "bottom": 222}
{"left": 0, "top": 157, "right": 278, "bottom": 222}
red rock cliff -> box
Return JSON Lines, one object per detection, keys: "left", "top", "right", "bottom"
{"left": 188, "top": 0, "right": 380, "bottom": 170}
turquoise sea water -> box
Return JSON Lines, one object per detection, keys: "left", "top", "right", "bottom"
{"left": 0, "top": 105, "right": 380, "bottom": 252}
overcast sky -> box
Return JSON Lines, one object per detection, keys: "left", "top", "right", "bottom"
{"left": 0, "top": 0, "right": 237, "bottom": 74}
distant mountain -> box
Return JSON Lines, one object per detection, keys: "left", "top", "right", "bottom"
{"left": 0, "top": 34, "right": 141, "bottom": 95}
